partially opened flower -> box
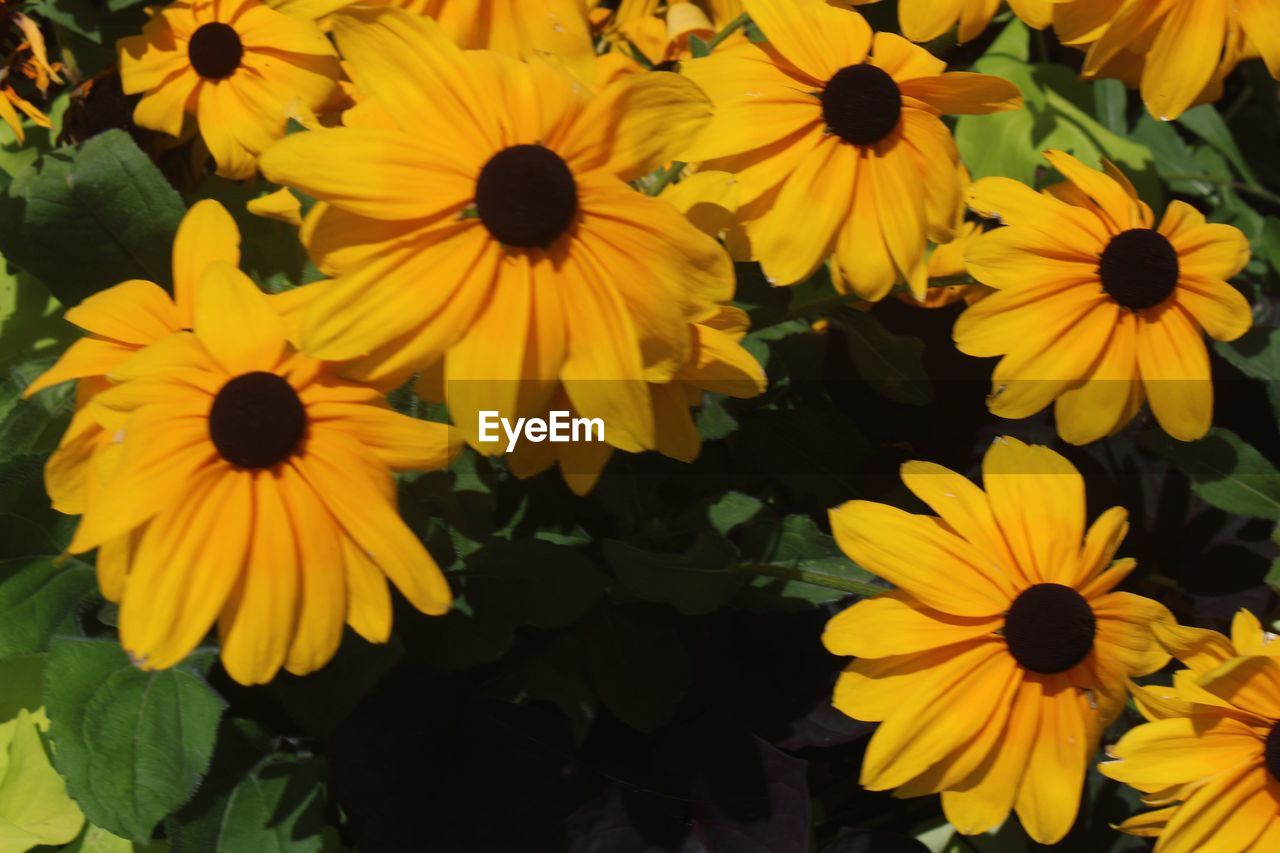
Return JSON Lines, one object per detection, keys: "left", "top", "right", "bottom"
{"left": 956, "top": 149, "right": 1253, "bottom": 444}
{"left": 118, "top": 0, "right": 342, "bottom": 178}
{"left": 680, "top": 0, "right": 1021, "bottom": 299}
{"left": 260, "top": 8, "right": 732, "bottom": 456}
{"left": 505, "top": 305, "right": 766, "bottom": 493}
{"left": 24, "top": 200, "right": 243, "bottom": 515}
{"left": 1052, "top": 0, "right": 1280, "bottom": 120}
{"left": 1100, "top": 611, "right": 1280, "bottom": 851}
{"left": 63, "top": 266, "right": 458, "bottom": 684}
{"left": 823, "top": 437, "right": 1172, "bottom": 844}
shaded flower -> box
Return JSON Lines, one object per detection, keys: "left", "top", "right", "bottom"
{"left": 680, "top": 0, "right": 1020, "bottom": 299}
{"left": 824, "top": 437, "right": 1172, "bottom": 844}
{"left": 118, "top": 0, "right": 341, "bottom": 178}
{"left": 955, "top": 149, "right": 1252, "bottom": 444}
{"left": 1052, "top": 0, "right": 1280, "bottom": 120}
{"left": 1100, "top": 611, "right": 1280, "bottom": 852}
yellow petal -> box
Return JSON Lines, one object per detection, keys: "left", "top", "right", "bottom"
{"left": 1141, "top": 0, "right": 1226, "bottom": 120}
{"left": 744, "top": 0, "right": 871, "bottom": 82}
{"left": 1013, "top": 677, "right": 1090, "bottom": 845}
{"left": 64, "top": 279, "right": 181, "bottom": 344}
{"left": 756, "top": 139, "right": 855, "bottom": 286}
{"left": 822, "top": 592, "right": 1000, "bottom": 658}
{"left": 194, "top": 262, "right": 288, "bottom": 376}
{"left": 1135, "top": 305, "right": 1212, "bottom": 441}
{"left": 171, "top": 199, "right": 241, "bottom": 325}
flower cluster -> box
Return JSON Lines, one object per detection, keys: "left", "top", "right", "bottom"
{"left": 12, "top": 0, "right": 1277, "bottom": 847}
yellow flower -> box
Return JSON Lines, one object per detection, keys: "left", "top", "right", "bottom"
{"left": 1100, "top": 611, "right": 1280, "bottom": 852}
{"left": 823, "top": 437, "right": 1173, "bottom": 844}
{"left": 898, "top": 218, "right": 992, "bottom": 309}
{"left": 1052, "top": 0, "right": 1280, "bottom": 120}
{"left": 505, "top": 305, "right": 766, "bottom": 493}
{"left": 955, "top": 149, "right": 1253, "bottom": 444}
{"left": 275, "top": 0, "right": 597, "bottom": 83}
{"left": 60, "top": 265, "right": 458, "bottom": 685}
{"left": 118, "top": 0, "right": 342, "bottom": 178}
{"left": 259, "top": 8, "right": 732, "bottom": 456}
{"left": 854, "top": 0, "right": 1054, "bottom": 44}
{"left": 680, "top": 0, "right": 1021, "bottom": 299}
{"left": 24, "top": 200, "right": 246, "bottom": 515}
{"left": 1, "top": 6, "right": 60, "bottom": 143}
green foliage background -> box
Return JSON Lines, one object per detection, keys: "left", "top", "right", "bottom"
{"left": 1, "top": 3, "right": 1279, "bottom": 852}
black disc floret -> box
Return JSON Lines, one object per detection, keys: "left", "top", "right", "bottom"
{"left": 208, "top": 371, "right": 306, "bottom": 469}
{"left": 475, "top": 144, "right": 578, "bottom": 248}
{"left": 1003, "top": 583, "right": 1097, "bottom": 674}
{"left": 188, "top": 22, "right": 243, "bottom": 80}
{"left": 821, "top": 63, "right": 902, "bottom": 146}
{"left": 1266, "top": 724, "right": 1280, "bottom": 783}
{"left": 1098, "top": 228, "right": 1180, "bottom": 310}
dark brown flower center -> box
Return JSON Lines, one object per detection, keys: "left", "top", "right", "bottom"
{"left": 1266, "top": 723, "right": 1280, "bottom": 783}
{"left": 188, "top": 22, "right": 243, "bottom": 80}
{"left": 1098, "top": 228, "right": 1180, "bottom": 310}
{"left": 475, "top": 144, "right": 578, "bottom": 248}
{"left": 209, "top": 372, "right": 306, "bottom": 469}
{"left": 821, "top": 64, "right": 902, "bottom": 146}
{"left": 1003, "top": 583, "right": 1097, "bottom": 674}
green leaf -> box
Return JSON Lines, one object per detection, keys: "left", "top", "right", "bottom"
{"left": 830, "top": 309, "right": 933, "bottom": 405}
{"left": 580, "top": 606, "right": 691, "bottom": 732}
{"left": 735, "top": 514, "right": 882, "bottom": 609}
{"left": 0, "top": 557, "right": 96, "bottom": 660}
{"left": 0, "top": 131, "right": 185, "bottom": 307}
{"left": 1131, "top": 114, "right": 1219, "bottom": 197}
{"left": 44, "top": 637, "right": 226, "bottom": 843}
{"left": 170, "top": 754, "right": 325, "bottom": 853}
{"left": 1215, "top": 324, "right": 1280, "bottom": 416}
{"left": 955, "top": 21, "right": 1158, "bottom": 202}
{"left": 1140, "top": 427, "right": 1280, "bottom": 520}
{"left": 484, "top": 637, "right": 597, "bottom": 744}
{"left": 604, "top": 536, "right": 744, "bottom": 616}
{"left": 64, "top": 824, "right": 137, "bottom": 853}
{"left": 407, "top": 540, "right": 606, "bottom": 670}
{"left": 1093, "top": 79, "right": 1129, "bottom": 135}
{"left": 1178, "top": 105, "right": 1261, "bottom": 188}
{"left": 0, "top": 708, "right": 85, "bottom": 848}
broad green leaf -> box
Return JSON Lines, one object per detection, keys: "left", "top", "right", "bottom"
{"left": 0, "top": 130, "right": 185, "bottom": 307}
{"left": 1131, "top": 114, "right": 1218, "bottom": 197}
{"left": 0, "top": 264, "right": 67, "bottom": 376}
{"left": 1178, "top": 105, "right": 1261, "bottom": 188}
{"left": 830, "top": 308, "right": 933, "bottom": 405}
{"left": 0, "top": 557, "right": 96, "bottom": 660}
{"left": 955, "top": 21, "right": 1158, "bottom": 202}
{"left": 1216, "top": 325, "right": 1280, "bottom": 416}
{"left": 1093, "top": 79, "right": 1128, "bottom": 135}
{"left": 407, "top": 540, "right": 606, "bottom": 670}
{"left": 44, "top": 638, "right": 226, "bottom": 842}
{"left": 604, "top": 536, "right": 744, "bottom": 616}
{"left": 735, "top": 514, "right": 881, "bottom": 609}
{"left": 169, "top": 754, "right": 325, "bottom": 853}
{"left": 0, "top": 708, "right": 85, "bottom": 849}
{"left": 580, "top": 606, "right": 690, "bottom": 732}
{"left": 706, "top": 491, "right": 766, "bottom": 536}
{"left": 1140, "top": 427, "right": 1280, "bottom": 520}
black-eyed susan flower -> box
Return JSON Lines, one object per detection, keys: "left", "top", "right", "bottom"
{"left": 1100, "top": 611, "right": 1280, "bottom": 851}
{"left": 956, "top": 149, "right": 1252, "bottom": 445}
{"left": 259, "top": 7, "right": 733, "bottom": 456}
{"left": 823, "top": 437, "right": 1172, "bottom": 844}
{"left": 679, "top": 0, "right": 1021, "bottom": 300}
{"left": 504, "top": 305, "right": 766, "bottom": 493}
{"left": 1053, "top": 0, "right": 1280, "bottom": 120}
{"left": 277, "top": 0, "right": 597, "bottom": 82}
{"left": 118, "top": 0, "right": 341, "bottom": 179}
{"left": 24, "top": 200, "right": 244, "bottom": 515}
{"left": 856, "top": 0, "right": 1053, "bottom": 44}
{"left": 62, "top": 265, "right": 458, "bottom": 685}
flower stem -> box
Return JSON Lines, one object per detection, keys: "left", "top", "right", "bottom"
{"left": 1160, "top": 172, "right": 1280, "bottom": 207}
{"left": 733, "top": 563, "right": 885, "bottom": 597}
{"left": 704, "top": 12, "right": 749, "bottom": 53}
